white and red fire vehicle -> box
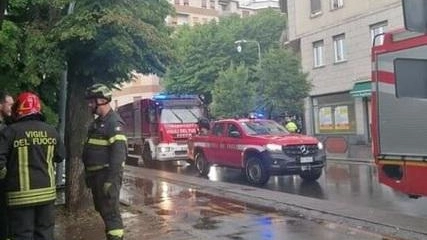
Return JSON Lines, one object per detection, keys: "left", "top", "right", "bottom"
{"left": 118, "top": 94, "right": 206, "bottom": 166}
{"left": 372, "top": 29, "right": 427, "bottom": 198}
{"left": 187, "top": 117, "right": 326, "bottom": 185}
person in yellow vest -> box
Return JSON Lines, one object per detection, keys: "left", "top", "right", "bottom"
{"left": 284, "top": 117, "right": 298, "bottom": 133}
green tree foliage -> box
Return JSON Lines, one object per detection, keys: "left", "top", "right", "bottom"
{"left": 164, "top": 9, "right": 310, "bottom": 118}
{"left": 54, "top": 0, "right": 173, "bottom": 84}
{"left": 211, "top": 64, "right": 255, "bottom": 118}
{"left": 0, "top": 0, "right": 66, "bottom": 124}
{"left": 51, "top": 0, "right": 174, "bottom": 211}
{"left": 0, "top": 20, "right": 21, "bottom": 92}
{"left": 164, "top": 9, "right": 286, "bottom": 104}
{"left": 1, "top": 0, "right": 174, "bottom": 211}
{"left": 260, "top": 47, "right": 311, "bottom": 116}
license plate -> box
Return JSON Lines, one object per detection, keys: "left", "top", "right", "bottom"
{"left": 300, "top": 156, "right": 313, "bottom": 163}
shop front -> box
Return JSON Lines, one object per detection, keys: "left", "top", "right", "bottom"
{"left": 309, "top": 82, "right": 372, "bottom": 159}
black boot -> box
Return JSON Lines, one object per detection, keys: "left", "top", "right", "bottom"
{"left": 107, "top": 234, "right": 123, "bottom": 240}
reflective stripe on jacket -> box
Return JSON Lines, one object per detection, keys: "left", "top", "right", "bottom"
{"left": 0, "top": 117, "right": 65, "bottom": 207}
{"left": 82, "top": 109, "right": 127, "bottom": 181}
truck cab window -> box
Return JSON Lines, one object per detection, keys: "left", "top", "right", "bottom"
{"left": 212, "top": 123, "right": 225, "bottom": 136}
{"left": 227, "top": 124, "right": 240, "bottom": 137}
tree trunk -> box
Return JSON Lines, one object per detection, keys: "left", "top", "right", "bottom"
{"left": 65, "top": 74, "right": 93, "bottom": 212}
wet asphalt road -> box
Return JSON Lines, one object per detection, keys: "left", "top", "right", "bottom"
{"left": 119, "top": 173, "right": 401, "bottom": 240}
{"left": 136, "top": 159, "right": 427, "bottom": 218}
{"left": 55, "top": 159, "right": 427, "bottom": 240}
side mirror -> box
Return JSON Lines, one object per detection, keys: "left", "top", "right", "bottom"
{"left": 229, "top": 131, "right": 241, "bottom": 138}
{"left": 402, "top": 0, "right": 427, "bottom": 33}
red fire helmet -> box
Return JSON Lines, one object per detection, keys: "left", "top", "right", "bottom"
{"left": 15, "top": 92, "right": 42, "bottom": 119}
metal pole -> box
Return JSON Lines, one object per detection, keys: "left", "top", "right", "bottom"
{"left": 255, "top": 41, "right": 261, "bottom": 67}
{"left": 56, "top": 2, "right": 74, "bottom": 187}
{"left": 56, "top": 63, "right": 67, "bottom": 187}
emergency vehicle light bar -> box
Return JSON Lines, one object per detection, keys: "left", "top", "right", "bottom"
{"left": 153, "top": 93, "right": 199, "bottom": 100}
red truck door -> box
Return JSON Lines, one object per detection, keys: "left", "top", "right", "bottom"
{"left": 206, "top": 122, "right": 226, "bottom": 164}
{"left": 218, "top": 123, "right": 243, "bottom": 168}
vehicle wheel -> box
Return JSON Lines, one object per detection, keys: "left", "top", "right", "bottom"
{"left": 245, "top": 156, "right": 270, "bottom": 185}
{"left": 142, "top": 144, "right": 154, "bottom": 167}
{"left": 299, "top": 168, "right": 322, "bottom": 181}
{"left": 195, "top": 152, "right": 210, "bottom": 176}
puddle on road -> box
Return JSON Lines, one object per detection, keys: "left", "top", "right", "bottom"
{"left": 192, "top": 216, "right": 221, "bottom": 230}
{"left": 121, "top": 175, "right": 277, "bottom": 215}
{"left": 120, "top": 175, "right": 400, "bottom": 240}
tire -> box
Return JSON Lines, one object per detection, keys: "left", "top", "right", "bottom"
{"left": 142, "top": 144, "right": 154, "bottom": 167}
{"left": 245, "top": 156, "right": 270, "bottom": 185}
{"left": 195, "top": 152, "right": 210, "bottom": 176}
{"left": 299, "top": 168, "right": 322, "bottom": 181}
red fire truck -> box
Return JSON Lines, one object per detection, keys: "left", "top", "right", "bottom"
{"left": 117, "top": 94, "right": 207, "bottom": 166}
{"left": 372, "top": 29, "right": 427, "bottom": 198}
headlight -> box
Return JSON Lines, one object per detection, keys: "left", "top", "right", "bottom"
{"left": 158, "top": 147, "right": 171, "bottom": 153}
{"left": 266, "top": 144, "right": 282, "bottom": 152}
{"left": 317, "top": 142, "right": 324, "bottom": 150}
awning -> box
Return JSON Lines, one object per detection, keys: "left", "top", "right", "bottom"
{"left": 350, "top": 81, "right": 372, "bottom": 97}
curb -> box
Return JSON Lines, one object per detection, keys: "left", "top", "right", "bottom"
{"left": 327, "top": 157, "right": 374, "bottom": 164}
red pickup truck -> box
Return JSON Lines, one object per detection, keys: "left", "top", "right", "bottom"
{"left": 187, "top": 118, "right": 326, "bottom": 185}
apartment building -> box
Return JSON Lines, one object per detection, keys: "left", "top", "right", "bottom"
{"left": 165, "top": 0, "right": 276, "bottom": 26}
{"left": 166, "top": 0, "right": 220, "bottom": 26}
{"left": 286, "top": 0, "right": 403, "bottom": 158}
{"left": 111, "top": 73, "right": 161, "bottom": 109}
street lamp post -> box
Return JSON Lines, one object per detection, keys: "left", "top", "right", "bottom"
{"left": 234, "top": 39, "right": 266, "bottom": 116}
{"left": 234, "top": 39, "right": 261, "bottom": 67}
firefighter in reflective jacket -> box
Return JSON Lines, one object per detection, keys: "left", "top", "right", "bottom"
{"left": 284, "top": 117, "right": 298, "bottom": 133}
{"left": 83, "top": 83, "right": 127, "bottom": 240}
{"left": 0, "top": 92, "right": 65, "bottom": 240}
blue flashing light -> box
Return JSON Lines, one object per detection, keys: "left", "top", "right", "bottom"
{"left": 152, "top": 93, "right": 199, "bottom": 101}
{"left": 248, "top": 112, "right": 266, "bottom": 119}
{"left": 153, "top": 94, "right": 168, "bottom": 100}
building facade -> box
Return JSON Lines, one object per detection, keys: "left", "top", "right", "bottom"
{"left": 166, "top": 0, "right": 221, "bottom": 26}
{"left": 111, "top": 73, "right": 161, "bottom": 109}
{"left": 286, "top": 0, "right": 403, "bottom": 159}
{"left": 166, "top": 0, "right": 278, "bottom": 26}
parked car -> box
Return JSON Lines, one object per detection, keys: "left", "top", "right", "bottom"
{"left": 187, "top": 118, "right": 326, "bottom": 185}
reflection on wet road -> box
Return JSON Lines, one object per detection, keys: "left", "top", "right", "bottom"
{"left": 120, "top": 175, "right": 396, "bottom": 240}
{"left": 141, "top": 160, "right": 427, "bottom": 218}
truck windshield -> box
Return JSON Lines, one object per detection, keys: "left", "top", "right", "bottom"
{"left": 160, "top": 107, "right": 202, "bottom": 124}
{"left": 241, "top": 120, "right": 289, "bottom": 135}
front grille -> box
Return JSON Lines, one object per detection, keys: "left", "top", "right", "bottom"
{"left": 282, "top": 144, "right": 318, "bottom": 157}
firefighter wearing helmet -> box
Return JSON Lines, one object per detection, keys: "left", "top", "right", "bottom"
{"left": 0, "top": 92, "right": 65, "bottom": 239}
{"left": 82, "top": 83, "right": 127, "bottom": 240}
